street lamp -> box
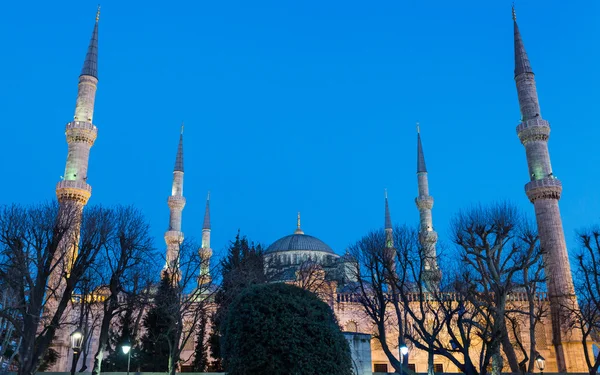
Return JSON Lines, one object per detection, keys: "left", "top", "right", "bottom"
{"left": 70, "top": 329, "right": 84, "bottom": 375}
{"left": 121, "top": 339, "right": 132, "bottom": 375}
{"left": 399, "top": 344, "right": 409, "bottom": 375}
{"left": 535, "top": 354, "right": 545, "bottom": 375}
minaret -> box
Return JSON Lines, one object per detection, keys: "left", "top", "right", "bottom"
{"left": 199, "top": 192, "right": 212, "bottom": 283}
{"left": 414, "top": 124, "right": 440, "bottom": 290}
{"left": 384, "top": 189, "right": 393, "bottom": 248}
{"left": 383, "top": 190, "right": 396, "bottom": 273}
{"left": 512, "top": 8, "right": 582, "bottom": 372}
{"left": 55, "top": 7, "right": 100, "bottom": 269}
{"left": 164, "top": 127, "right": 186, "bottom": 276}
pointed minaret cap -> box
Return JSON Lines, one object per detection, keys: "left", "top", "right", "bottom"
{"left": 174, "top": 125, "right": 184, "bottom": 172}
{"left": 512, "top": 5, "right": 533, "bottom": 77}
{"left": 81, "top": 6, "right": 100, "bottom": 78}
{"left": 203, "top": 192, "right": 211, "bottom": 230}
{"left": 295, "top": 212, "right": 304, "bottom": 234}
{"left": 384, "top": 189, "right": 392, "bottom": 230}
{"left": 416, "top": 122, "right": 427, "bottom": 173}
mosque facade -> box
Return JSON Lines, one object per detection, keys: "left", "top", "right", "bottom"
{"left": 48, "top": 7, "right": 590, "bottom": 374}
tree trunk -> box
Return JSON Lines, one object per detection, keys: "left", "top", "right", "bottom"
{"left": 91, "top": 306, "right": 113, "bottom": 375}
{"left": 501, "top": 323, "right": 520, "bottom": 373}
{"left": 428, "top": 347, "right": 435, "bottom": 375}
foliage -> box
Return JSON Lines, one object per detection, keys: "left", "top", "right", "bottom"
{"left": 222, "top": 283, "right": 353, "bottom": 375}
{"left": 37, "top": 348, "right": 59, "bottom": 372}
{"left": 209, "top": 231, "right": 266, "bottom": 370}
{"left": 139, "top": 274, "right": 178, "bottom": 371}
{"left": 191, "top": 309, "right": 209, "bottom": 372}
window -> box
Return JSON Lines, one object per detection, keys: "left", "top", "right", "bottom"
{"left": 374, "top": 363, "right": 388, "bottom": 372}
{"left": 434, "top": 363, "right": 444, "bottom": 373}
{"left": 345, "top": 321, "right": 358, "bottom": 332}
{"left": 408, "top": 364, "right": 416, "bottom": 372}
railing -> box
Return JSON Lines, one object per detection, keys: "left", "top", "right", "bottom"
{"left": 336, "top": 291, "right": 549, "bottom": 303}
{"left": 66, "top": 120, "right": 97, "bottom": 131}
{"left": 56, "top": 180, "right": 92, "bottom": 193}
{"left": 516, "top": 117, "right": 550, "bottom": 133}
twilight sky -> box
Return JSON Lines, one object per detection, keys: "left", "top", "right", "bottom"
{"left": 0, "top": 0, "right": 598, "bottom": 264}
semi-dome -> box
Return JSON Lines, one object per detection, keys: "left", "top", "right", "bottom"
{"left": 266, "top": 233, "right": 334, "bottom": 254}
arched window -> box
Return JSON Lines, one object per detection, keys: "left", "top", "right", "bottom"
{"left": 345, "top": 321, "right": 358, "bottom": 332}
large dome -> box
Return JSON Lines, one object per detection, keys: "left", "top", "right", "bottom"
{"left": 266, "top": 233, "right": 335, "bottom": 254}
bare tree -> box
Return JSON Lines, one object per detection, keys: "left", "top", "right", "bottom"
{"left": 451, "top": 203, "right": 541, "bottom": 375}
{"left": 0, "top": 202, "right": 112, "bottom": 375}
{"left": 90, "top": 206, "right": 156, "bottom": 375}
{"left": 570, "top": 228, "right": 600, "bottom": 374}
{"left": 348, "top": 229, "right": 405, "bottom": 373}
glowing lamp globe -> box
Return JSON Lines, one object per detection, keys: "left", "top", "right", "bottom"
{"left": 70, "top": 329, "right": 84, "bottom": 353}
{"left": 535, "top": 354, "right": 545, "bottom": 371}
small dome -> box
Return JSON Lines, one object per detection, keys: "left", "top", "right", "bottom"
{"left": 266, "top": 233, "right": 334, "bottom": 254}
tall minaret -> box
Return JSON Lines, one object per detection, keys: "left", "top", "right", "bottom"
{"left": 414, "top": 124, "right": 440, "bottom": 290}
{"left": 164, "top": 127, "right": 186, "bottom": 275}
{"left": 512, "top": 8, "right": 582, "bottom": 372}
{"left": 55, "top": 8, "right": 100, "bottom": 268}
{"left": 199, "top": 192, "right": 212, "bottom": 283}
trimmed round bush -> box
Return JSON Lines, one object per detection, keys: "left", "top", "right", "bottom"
{"left": 222, "top": 283, "right": 353, "bottom": 375}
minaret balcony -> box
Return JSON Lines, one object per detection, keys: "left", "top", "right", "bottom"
{"left": 525, "top": 177, "right": 562, "bottom": 202}
{"left": 66, "top": 121, "right": 98, "bottom": 145}
{"left": 415, "top": 196, "right": 434, "bottom": 210}
{"left": 56, "top": 180, "right": 92, "bottom": 205}
{"left": 516, "top": 118, "right": 550, "bottom": 145}
{"left": 168, "top": 195, "right": 186, "bottom": 210}
{"left": 165, "top": 230, "right": 184, "bottom": 245}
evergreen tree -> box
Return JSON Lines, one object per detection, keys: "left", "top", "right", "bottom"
{"left": 191, "top": 309, "right": 209, "bottom": 372}
{"left": 139, "top": 273, "right": 178, "bottom": 371}
{"left": 209, "top": 231, "right": 266, "bottom": 371}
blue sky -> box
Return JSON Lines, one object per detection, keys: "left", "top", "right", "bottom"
{"left": 0, "top": 0, "right": 598, "bottom": 263}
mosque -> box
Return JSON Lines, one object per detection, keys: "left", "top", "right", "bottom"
{"left": 48, "top": 5, "right": 590, "bottom": 374}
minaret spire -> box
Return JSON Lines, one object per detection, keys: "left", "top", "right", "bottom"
{"left": 54, "top": 9, "right": 101, "bottom": 275}
{"left": 416, "top": 122, "right": 427, "bottom": 173}
{"left": 384, "top": 189, "right": 393, "bottom": 248}
{"left": 414, "top": 125, "right": 440, "bottom": 290}
{"left": 199, "top": 191, "right": 212, "bottom": 284}
{"left": 513, "top": 9, "right": 582, "bottom": 371}
{"left": 164, "top": 129, "right": 186, "bottom": 276}
{"left": 81, "top": 8, "right": 99, "bottom": 79}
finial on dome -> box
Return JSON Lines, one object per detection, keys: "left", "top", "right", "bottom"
{"left": 295, "top": 211, "right": 304, "bottom": 234}
{"left": 181, "top": 122, "right": 184, "bottom": 134}
{"left": 384, "top": 188, "right": 388, "bottom": 199}
{"left": 512, "top": 3, "right": 517, "bottom": 21}
{"left": 96, "top": 5, "right": 101, "bottom": 22}
{"left": 416, "top": 121, "right": 420, "bottom": 134}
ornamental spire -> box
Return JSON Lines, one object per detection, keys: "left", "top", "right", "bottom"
{"left": 174, "top": 125, "right": 184, "bottom": 172}
{"left": 295, "top": 212, "right": 304, "bottom": 234}
{"left": 203, "top": 192, "right": 211, "bottom": 230}
{"left": 417, "top": 122, "right": 427, "bottom": 173}
{"left": 81, "top": 7, "right": 99, "bottom": 78}
{"left": 513, "top": 5, "right": 533, "bottom": 77}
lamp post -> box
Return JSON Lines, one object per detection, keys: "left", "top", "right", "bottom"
{"left": 70, "top": 329, "right": 84, "bottom": 375}
{"left": 122, "top": 339, "right": 132, "bottom": 375}
{"left": 535, "top": 354, "right": 545, "bottom": 375}
{"left": 399, "top": 344, "right": 409, "bottom": 375}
